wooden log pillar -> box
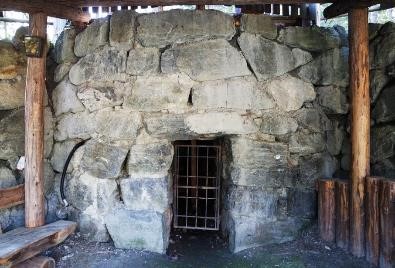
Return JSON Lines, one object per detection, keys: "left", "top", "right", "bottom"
{"left": 25, "top": 12, "right": 47, "bottom": 228}
{"left": 348, "top": 7, "right": 370, "bottom": 257}
{"left": 318, "top": 179, "right": 335, "bottom": 242}
{"left": 379, "top": 179, "right": 395, "bottom": 268}
{"left": 366, "top": 177, "right": 381, "bottom": 266}
{"left": 335, "top": 180, "right": 349, "bottom": 250}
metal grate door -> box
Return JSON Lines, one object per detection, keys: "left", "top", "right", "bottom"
{"left": 173, "top": 144, "right": 221, "bottom": 230}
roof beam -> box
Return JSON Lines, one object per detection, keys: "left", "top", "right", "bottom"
{"left": 56, "top": 0, "right": 330, "bottom": 7}
{"left": 323, "top": 0, "right": 394, "bottom": 19}
{"left": 0, "top": 0, "right": 90, "bottom": 22}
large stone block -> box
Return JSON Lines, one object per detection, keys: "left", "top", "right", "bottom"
{"left": 238, "top": 33, "right": 312, "bottom": 81}
{"left": 126, "top": 47, "right": 160, "bottom": 76}
{"left": 110, "top": 10, "right": 137, "bottom": 50}
{"left": 74, "top": 18, "right": 109, "bottom": 57}
{"left": 52, "top": 78, "right": 85, "bottom": 116}
{"left": 77, "top": 80, "right": 132, "bottom": 112}
{"left": 370, "top": 24, "right": 395, "bottom": 69}
{"left": 228, "top": 215, "right": 302, "bottom": 253}
{"left": 185, "top": 112, "right": 258, "bottom": 135}
{"left": 145, "top": 113, "right": 191, "bottom": 140}
{"left": 69, "top": 46, "right": 127, "bottom": 85}
{"left": 370, "top": 68, "right": 390, "bottom": 104}
{"left": 120, "top": 177, "right": 170, "bottom": 213}
{"left": 0, "top": 41, "right": 26, "bottom": 80}
{"left": 137, "top": 10, "right": 235, "bottom": 48}
{"left": 293, "top": 107, "right": 330, "bottom": 133}
{"left": 372, "top": 84, "right": 395, "bottom": 123}
{"left": 371, "top": 125, "right": 395, "bottom": 163}
{"left": 286, "top": 188, "right": 316, "bottom": 219}
{"left": 0, "top": 167, "right": 17, "bottom": 189}
{"left": 265, "top": 74, "right": 316, "bottom": 111}
{"left": 0, "top": 77, "right": 25, "bottom": 110}
{"left": 326, "top": 121, "right": 345, "bottom": 156}
{"left": 44, "top": 107, "right": 54, "bottom": 158}
{"left": 54, "top": 28, "right": 78, "bottom": 64}
{"left": 51, "top": 140, "right": 81, "bottom": 173}
{"left": 278, "top": 26, "right": 341, "bottom": 52}
{"left": 289, "top": 130, "right": 325, "bottom": 155}
{"left": 66, "top": 172, "right": 119, "bottom": 242}
{"left": 192, "top": 77, "right": 274, "bottom": 111}
{"left": 54, "top": 62, "right": 73, "bottom": 83}
{"left": 55, "top": 108, "right": 142, "bottom": 142}
{"left": 127, "top": 141, "right": 173, "bottom": 177}
{"left": 231, "top": 137, "right": 288, "bottom": 170}
{"left": 259, "top": 110, "right": 298, "bottom": 135}
{"left": 316, "top": 85, "right": 349, "bottom": 114}
{"left": 105, "top": 207, "right": 171, "bottom": 254}
{"left": 240, "top": 14, "right": 277, "bottom": 39}
{"left": 125, "top": 73, "right": 194, "bottom": 112}
{"left": 230, "top": 167, "right": 290, "bottom": 188}
{"left": 79, "top": 140, "right": 129, "bottom": 179}
{"left": 161, "top": 39, "right": 250, "bottom": 81}
{"left": 297, "top": 47, "right": 349, "bottom": 87}
{"left": 296, "top": 153, "right": 337, "bottom": 188}
{"left": 0, "top": 109, "right": 24, "bottom": 160}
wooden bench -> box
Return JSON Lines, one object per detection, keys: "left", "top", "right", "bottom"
{"left": 0, "top": 220, "right": 77, "bottom": 267}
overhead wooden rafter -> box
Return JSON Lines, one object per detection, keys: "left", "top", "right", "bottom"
{"left": 323, "top": 0, "right": 395, "bottom": 19}
{"left": 0, "top": 0, "right": 90, "bottom": 22}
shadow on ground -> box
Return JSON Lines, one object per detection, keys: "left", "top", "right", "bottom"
{"left": 47, "top": 226, "right": 373, "bottom": 268}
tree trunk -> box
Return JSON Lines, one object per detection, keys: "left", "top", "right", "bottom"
{"left": 318, "top": 179, "right": 335, "bottom": 242}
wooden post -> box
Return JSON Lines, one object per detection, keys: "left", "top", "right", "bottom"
{"left": 366, "top": 177, "right": 381, "bottom": 266}
{"left": 348, "top": 7, "right": 370, "bottom": 257}
{"left": 14, "top": 256, "right": 55, "bottom": 268}
{"left": 335, "top": 179, "right": 349, "bottom": 250}
{"left": 25, "top": 12, "right": 47, "bottom": 228}
{"left": 379, "top": 179, "right": 395, "bottom": 268}
{"left": 318, "top": 179, "right": 335, "bottom": 242}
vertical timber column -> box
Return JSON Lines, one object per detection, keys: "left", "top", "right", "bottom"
{"left": 348, "top": 7, "right": 370, "bottom": 257}
{"left": 25, "top": 12, "right": 47, "bottom": 228}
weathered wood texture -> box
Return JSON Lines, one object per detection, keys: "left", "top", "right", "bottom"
{"left": 25, "top": 13, "right": 46, "bottom": 229}
{"left": 318, "top": 179, "right": 336, "bottom": 242}
{"left": 365, "top": 177, "right": 381, "bottom": 266}
{"left": 13, "top": 256, "right": 55, "bottom": 268}
{"left": 335, "top": 179, "right": 349, "bottom": 251}
{"left": 379, "top": 179, "right": 395, "bottom": 268}
{"left": 348, "top": 7, "right": 370, "bottom": 258}
{"left": 323, "top": 0, "right": 395, "bottom": 19}
{"left": 0, "top": 184, "right": 24, "bottom": 210}
{"left": 0, "top": 0, "right": 90, "bottom": 22}
{"left": 0, "top": 220, "right": 77, "bottom": 267}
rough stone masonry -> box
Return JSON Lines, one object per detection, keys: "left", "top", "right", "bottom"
{"left": 0, "top": 9, "right": 394, "bottom": 254}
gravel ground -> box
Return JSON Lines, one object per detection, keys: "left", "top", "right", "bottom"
{"left": 46, "top": 225, "right": 374, "bottom": 268}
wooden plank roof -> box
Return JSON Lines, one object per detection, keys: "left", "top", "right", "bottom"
{"left": 0, "top": 0, "right": 394, "bottom": 23}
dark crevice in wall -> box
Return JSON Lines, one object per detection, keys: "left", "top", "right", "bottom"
{"left": 187, "top": 88, "right": 193, "bottom": 106}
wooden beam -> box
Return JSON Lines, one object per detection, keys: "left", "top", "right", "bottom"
{"left": 25, "top": 12, "right": 46, "bottom": 229}
{"left": 349, "top": 7, "right": 370, "bottom": 258}
{"left": 335, "top": 179, "right": 349, "bottom": 251}
{"left": 57, "top": 0, "right": 331, "bottom": 7}
{"left": 365, "top": 177, "right": 380, "bottom": 266}
{"left": 379, "top": 179, "right": 395, "bottom": 268}
{"left": 0, "top": 221, "right": 77, "bottom": 267}
{"left": 323, "top": 0, "right": 394, "bottom": 19}
{"left": 0, "top": 184, "right": 24, "bottom": 210}
{"left": 318, "top": 179, "right": 335, "bottom": 242}
{"left": 0, "top": 0, "right": 90, "bottom": 23}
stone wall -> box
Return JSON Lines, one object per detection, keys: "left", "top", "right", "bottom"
{"left": 48, "top": 10, "right": 351, "bottom": 253}
{"left": 6, "top": 10, "right": 394, "bottom": 254}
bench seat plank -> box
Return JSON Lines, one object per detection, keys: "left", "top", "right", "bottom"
{"left": 0, "top": 220, "right": 76, "bottom": 266}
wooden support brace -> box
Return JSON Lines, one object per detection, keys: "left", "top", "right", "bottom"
{"left": 0, "top": 184, "right": 24, "bottom": 210}
{"left": 335, "top": 179, "right": 349, "bottom": 251}
{"left": 25, "top": 12, "right": 46, "bottom": 228}
{"left": 379, "top": 179, "right": 395, "bottom": 268}
{"left": 318, "top": 179, "right": 335, "bottom": 242}
{"left": 349, "top": 7, "right": 370, "bottom": 258}
{"left": 365, "top": 177, "right": 381, "bottom": 266}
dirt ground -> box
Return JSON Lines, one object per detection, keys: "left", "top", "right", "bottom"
{"left": 47, "top": 225, "right": 374, "bottom": 268}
